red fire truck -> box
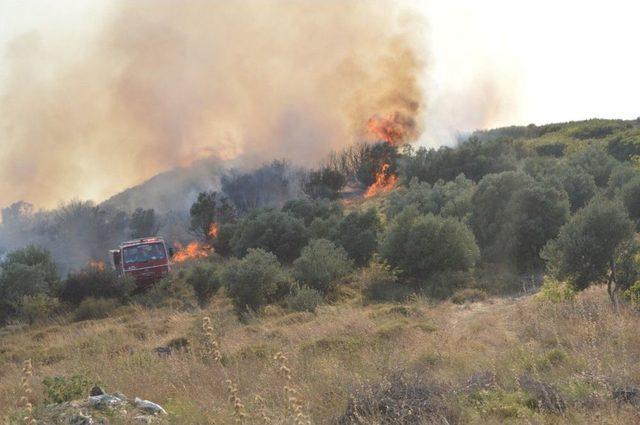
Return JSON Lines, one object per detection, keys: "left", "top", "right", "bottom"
{"left": 109, "top": 237, "right": 173, "bottom": 287}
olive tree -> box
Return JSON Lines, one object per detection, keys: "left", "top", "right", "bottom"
{"left": 542, "top": 197, "right": 635, "bottom": 305}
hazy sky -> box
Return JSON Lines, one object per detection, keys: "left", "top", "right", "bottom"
{"left": 1, "top": 0, "right": 638, "bottom": 138}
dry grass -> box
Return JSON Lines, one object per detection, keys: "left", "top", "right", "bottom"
{"left": 1, "top": 287, "right": 640, "bottom": 424}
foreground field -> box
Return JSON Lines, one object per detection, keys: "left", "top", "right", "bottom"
{"left": 1, "top": 286, "right": 639, "bottom": 424}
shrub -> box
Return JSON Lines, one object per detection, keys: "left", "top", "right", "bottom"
{"left": 141, "top": 273, "right": 197, "bottom": 310}
{"left": 334, "top": 209, "right": 381, "bottom": 266}
{"left": 20, "top": 294, "right": 62, "bottom": 324}
{"left": 623, "top": 281, "right": 640, "bottom": 305}
{"left": 58, "top": 267, "right": 135, "bottom": 306}
{"left": 380, "top": 208, "right": 479, "bottom": 286}
{"left": 284, "top": 285, "right": 323, "bottom": 312}
{"left": 0, "top": 245, "right": 60, "bottom": 324}
{"left": 74, "top": 297, "right": 119, "bottom": 321}
{"left": 43, "top": 375, "right": 92, "bottom": 403}
{"left": 221, "top": 249, "right": 292, "bottom": 312}
{"left": 293, "top": 239, "right": 353, "bottom": 294}
{"left": 358, "top": 262, "right": 410, "bottom": 302}
{"left": 185, "top": 263, "right": 221, "bottom": 307}
{"left": 231, "top": 209, "right": 309, "bottom": 263}
{"left": 450, "top": 288, "right": 487, "bottom": 304}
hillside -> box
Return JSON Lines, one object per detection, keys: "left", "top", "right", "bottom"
{"left": 1, "top": 287, "right": 639, "bottom": 424}
{"left": 3, "top": 117, "right": 640, "bottom": 424}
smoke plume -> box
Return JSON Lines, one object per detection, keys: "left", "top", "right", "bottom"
{"left": 0, "top": 0, "right": 427, "bottom": 209}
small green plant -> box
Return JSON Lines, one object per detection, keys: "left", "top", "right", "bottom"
{"left": 284, "top": 285, "right": 323, "bottom": 313}
{"left": 42, "top": 375, "right": 91, "bottom": 403}
{"left": 535, "top": 277, "right": 575, "bottom": 303}
{"left": 623, "top": 280, "right": 640, "bottom": 304}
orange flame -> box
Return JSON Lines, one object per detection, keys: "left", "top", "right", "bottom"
{"left": 172, "top": 241, "right": 211, "bottom": 263}
{"left": 88, "top": 260, "right": 105, "bottom": 270}
{"left": 366, "top": 111, "right": 413, "bottom": 146}
{"left": 208, "top": 222, "right": 219, "bottom": 238}
{"left": 364, "top": 163, "right": 398, "bottom": 198}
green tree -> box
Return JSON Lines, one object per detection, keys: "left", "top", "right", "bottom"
{"left": 470, "top": 171, "right": 533, "bottom": 253}
{"left": 221, "top": 249, "right": 291, "bottom": 312}
{"left": 293, "top": 239, "right": 353, "bottom": 293}
{"left": 567, "top": 146, "right": 619, "bottom": 187}
{"left": 620, "top": 176, "right": 640, "bottom": 226}
{"left": 334, "top": 209, "right": 381, "bottom": 266}
{"left": 498, "top": 183, "right": 570, "bottom": 271}
{"left": 130, "top": 208, "right": 159, "bottom": 238}
{"left": 380, "top": 208, "right": 479, "bottom": 291}
{"left": 542, "top": 197, "right": 635, "bottom": 304}
{"left": 231, "top": 210, "right": 309, "bottom": 263}
{"left": 552, "top": 165, "right": 597, "bottom": 212}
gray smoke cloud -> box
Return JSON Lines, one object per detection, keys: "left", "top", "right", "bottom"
{"left": 0, "top": 0, "right": 428, "bottom": 209}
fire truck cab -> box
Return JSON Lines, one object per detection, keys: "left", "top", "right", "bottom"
{"left": 110, "top": 237, "right": 172, "bottom": 287}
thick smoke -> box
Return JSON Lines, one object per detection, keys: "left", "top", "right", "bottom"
{"left": 0, "top": 0, "right": 427, "bottom": 209}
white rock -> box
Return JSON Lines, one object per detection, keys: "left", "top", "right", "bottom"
{"left": 134, "top": 397, "right": 168, "bottom": 415}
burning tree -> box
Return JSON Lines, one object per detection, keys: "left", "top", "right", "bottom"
{"left": 361, "top": 112, "right": 416, "bottom": 198}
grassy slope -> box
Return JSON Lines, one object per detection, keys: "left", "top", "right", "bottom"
{"left": 1, "top": 287, "right": 639, "bottom": 424}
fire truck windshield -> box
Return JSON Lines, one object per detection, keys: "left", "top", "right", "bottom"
{"left": 123, "top": 243, "right": 166, "bottom": 264}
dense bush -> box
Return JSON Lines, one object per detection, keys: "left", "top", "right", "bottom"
{"left": 185, "top": 263, "right": 221, "bottom": 307}
{"left": 20, "top": 294, "right": 62, "bottom": 324}
{"left": 535, "top": 278, "right": 575, "bottom": 303}
{"left": 334, "top": 209, "right": 381, "bottom": 266}
{"left": 231, "top": 209, "right": 309, "bottom": 263}
{"left": 141, "top": 273, "right": 197, "bottom": 310}
{"left": 58, "top": 266, "right": 135, "bottom": 306}
{"left": 358, "top": 262, "right": 410, "bottom": 302}
{"left": 380, "top": 209, "right": 479, "bottom": 291}
{"left": 222, "top": 249, "right": 292, "bottom": 312}
{"left": 550, "top": 165, "right": 597, "bottom": 212}
{"left": 0, "top": 245, "right": 60, "bottom": 323}
{"left": 284, "top": 284, "right": 323, "bottom": 312}
{"left": 74, "top": 297, "right": 120, "bottom": 321}
{"left": 293, "top": 239, "right": 353, "bottom": 294}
